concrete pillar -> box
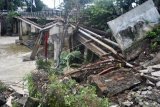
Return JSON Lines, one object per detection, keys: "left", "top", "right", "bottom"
{"left": 84, "top": 47, "right": 89, "bottom": 63}
{"left": 13, "top": 21, "right": 17, "bottom": 34}
{"left": 54, "top": 34, "right": 62, "bottom": 68}
{"left": 18, "top": 21, "right": 23, "bottom": 40}
{"left": 0, "top": 22, "right": 1, "bottom": 36}
{"left": 31, "top": 25, "right": 36, "bottom": 33}
{"left": 22, "top": 22, "right": 28, "bottom": 35}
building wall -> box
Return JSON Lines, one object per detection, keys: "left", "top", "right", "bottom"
{"left": 107, "top": 0, "right": 160, "bottom": 50}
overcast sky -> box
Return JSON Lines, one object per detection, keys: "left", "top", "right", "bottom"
{"left": 42, "top": 0, "right": 63, "bottom": 8}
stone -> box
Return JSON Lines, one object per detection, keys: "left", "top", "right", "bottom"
{"left": 148, "top": 67, "right": 154, "bottom": 73}
{"left": 156, "top": 81, "right": 160, "bottom": 88}
{"left": 146, "top": 80, "right": 155, "bottom": 86}
{"left": 147, "top": 86, "right": 152, "bottom": 90}
{"left": 139, "top": 69, "right": 149, "bottom": 73}
{"left": 122, "top": 101, "right": 133, "bottom": 107}
{"left": 141, "top": 91, "right": 148, "bottom": 95}
{"left": 151, "top": 71, "right": 160, "bottom": 77}
{"left": 150, "top": 54, "right": 156, "bottom": 58}
{"left": 0, "top": 94, "right": 6, "bottom": 106}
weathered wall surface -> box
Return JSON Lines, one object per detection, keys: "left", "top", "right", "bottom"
{"left": 31, "top": 25, "right": 36, "bottom": 33}
{"left": 108, "top": 0, "right": 160, "bottom": 50}
{"left": 22, "top": 22, "right": 28, "bottom": 35}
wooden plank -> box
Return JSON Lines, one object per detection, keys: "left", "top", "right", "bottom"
{"left": 77, "top": 34, "right": 107, "bottom": 57}
{"left": 79, "top": 27, "right": 120, "bottom": 48}
{"left": 30, "top": 32, "right": 43, "bottom": 60}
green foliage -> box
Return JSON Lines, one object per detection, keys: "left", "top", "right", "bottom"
{"left": 44, "top": 74, "right": 109, "bottom": 107}
{"left": 151, "top": 42, "right": 158, "bottom": 50}
{"left": 60, "top": 51, "right": 82, "bottom": 68}
{"left": 0, "top": 0, "right": 5, "bottom": 10}
{"left": 0, "top": 0, "right": 23, "bottom": 11}
{"left": 36, "top": 59, "right": 52, "bottom": 72}
{"left": 83, "top": 0, "right": 116, "bottom": 30}
{"left": 25, "top": 74, "right": 42, "bottom": 98}
{"left": 25, "top": 0, "right": 45, "bottom": 12}
{"left": 37, "top": 17, "right": 47, "bottom": 25}
{"left": 146, "top": 31, "right": 157, "bottom": 38}
{"left": 146, "top": 25, "right": 160, "bottom": 51}
{"left": 6, "top": 11, "right": 20, "bottom": 34}
{"left": 0, "top": 81, "right": 7, "bottom": 92}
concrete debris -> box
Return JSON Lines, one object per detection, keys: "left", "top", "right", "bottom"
{"left": 156, "top": 81, "right": 160, "bottom": 88}
{"left": 88, "top": 69, "right": 140, "bottom": 97}
{"left": 151, "top": 71, "right": 160, "bottom": 77}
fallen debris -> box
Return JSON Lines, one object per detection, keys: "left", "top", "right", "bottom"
{"left": 88, "top": 68, "right": 140, "bottom": 97}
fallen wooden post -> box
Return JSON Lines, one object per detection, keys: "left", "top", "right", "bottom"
{"left": 30, "top": 32, "right": 43, "bottom": 60}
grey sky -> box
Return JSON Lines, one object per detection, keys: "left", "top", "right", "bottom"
{"left": 41, "top": 0, "right": 63, "bottom": 8}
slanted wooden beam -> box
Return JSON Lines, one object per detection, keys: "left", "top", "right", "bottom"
{"left": 79, "top": 27, "right": 120, "bottom": 48}
{"left": 79, "top": 29, "right": 118, "bottom": 55}
{"left": 30, "top": 32, "right": 43, "bottom": 60}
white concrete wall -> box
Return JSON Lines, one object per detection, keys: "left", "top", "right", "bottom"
{"left": 31, "top": 25, "right": 36, "bottom": 33}
{"left": 107, "top": 0, "right": 160, "bottom": 50}
{"left": 22, "top": 22, "right": 28, "bottom": 35}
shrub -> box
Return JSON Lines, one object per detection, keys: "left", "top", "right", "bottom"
{"left": 25, "top": 74, "right": 42, "bottom": 98}
{"left": 43, "top": 74, "right": 109, "bottom": 107}
{"left": 0, "top": 81, "right": 6, "bottom": 92}
{"left": 36, "top": 59, "right": 51, "bottom": 72}
{"left": 146, "top": 31, "right": 157, "bottom": 38}
{"left": 60, "top": 51, "right": 82, "bottom": 68}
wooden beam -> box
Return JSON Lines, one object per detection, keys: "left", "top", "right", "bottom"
{"left": 79, "top": 27, "right": 120, "bottom": 48}
{"left": 77, "top": 34, "right": 108, "bottom": 57}
{"left": 15, "top": 16, "right": 42, "bottom": 30}
{"left": 79, "top": 29, "right": 118, "bottom": 55}
{"left": 30, "top": 32, "right": 43, "bottom": 60}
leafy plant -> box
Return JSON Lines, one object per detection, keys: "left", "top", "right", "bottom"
{"left": 151, "top": 42, "right": 158, "bottom": 50}
{"left": 36, "top": 59, "right": 52, "bottom": 72}
{"left": 146, "top": 31, "right": 157, "bottom": 38}
{"left": 60, "top": 51, "right": 82, "bottom": 68}
{"left": 0, "top": 81, "right": 6, "bottom": 92}
{"left": 44, "top": 74, "right": 109, "bottom": 107}
{"left": 25, "top": 74, "right": 42, "bottom": 98}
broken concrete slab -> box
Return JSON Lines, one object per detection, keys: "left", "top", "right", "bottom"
{"left": 108, "top": 0, "right": 160, "bottom": 51}
{"left": 88, "top": 69, "right": 141, "bottom": 97}
{"left": 156, "top": 81, "right": 160, "bottom": 88}
{"left": 151, "top": 71, "right": 160, "bottom": 77}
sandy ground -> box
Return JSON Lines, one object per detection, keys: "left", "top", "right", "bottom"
{"left": 0, "top": 36, "right": 36, "bottom": 94}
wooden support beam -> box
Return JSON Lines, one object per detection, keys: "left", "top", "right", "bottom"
{"left": 77, "top": 34, "right": 107, "bottom": 57}
{"left": 15, "top": 16, "right": 42, "bottom": 30}
{"left": 30, "top": 32, "right": 43, "bottom": 60}
{"left": 79, "top": 29, "right": 118, "bottom": 55}
{"left": 79, "top": 27, "right": 120, "bottom": 48}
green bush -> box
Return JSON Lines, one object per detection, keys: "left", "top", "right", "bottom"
{"left": 43, "top": 74, "right": 109, "bottom": 107}
{"left": 36, "top": 59, "right": 51, "bottom": 72}
{"left": 146, "top": 31, "right": 157, "bottom": 38}
{"left": 0, "top": 81, "right": 6, "bottom": 92}
{"left": 60, "top": 51, "right": 82, "bottom": 68}
{"left": 25, "top": 74, "right": 42, "bottom": 98}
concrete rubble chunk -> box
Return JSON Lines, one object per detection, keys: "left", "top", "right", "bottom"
{"left": 156, "top": 81, "right": 160, "bottom": 88}
{"left": 122, "top": 100, "right": 133, "bottom": 107}
{"left": 107, "top": 0, "right": 160, "bottom": 51}
{"left": 151, "top": 71, "right": 160, "bottom": 77}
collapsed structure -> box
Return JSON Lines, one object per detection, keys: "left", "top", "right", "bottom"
{"left": 1, "top": 0, "right": 160, "bottom": 106}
